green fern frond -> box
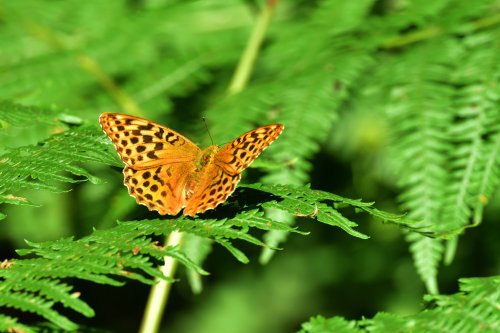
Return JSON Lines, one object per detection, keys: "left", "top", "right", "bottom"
{"left": 0, "top": 208, "right": 275, "bottom": 328}
{"left": 298, "top": 275, "right": 500, "bottom": 333}
{"left": 0, "top": 0, "right": 247, "bottom": 112}
{"left": 374, "top": 0, "right": 451, "bottom": 31}
{"left": 0, "top": 100, "right": 68, "bottom": 128}
{"left": 0, "top": 291, "right": 81, "bottom": 330}
{"left": 126, "top": 207, "right": 305, "bottom": 264}
{"left": 440, "top": 29, "right": 500, "bottom": 234}
{"left": 0, "top": 314, "right": 36, "bottom": 333}
{"left": 369, "top": 276, "right": 500, "bottom": 333}
{"left": 406, "top": 233, "right": 444, "bottom": 294}
{"left": 0, "top": 176, "right": 406, "bottom": 330}
{"left": 380, "top": 18, "right": 500, "bottom": 290}
{"left": 1, "top": 1, "right": 498, "bottom": 331}
{"left": 383, "top": 36, "right": 453, "bottom": 291}
{"left": 203, "top": 88, "right": 276, "bottom": 148}
{"left": 0, "top": 217, "right": 207, "bottom": 330}
{"left": 385, "top": 40, "right": 459, "bottom": 220}
{"left": 260, "top": 43, "right": 373, "bottom": 185}
{"left": 206, "top": 2, "right": 376, "bottom": 185}
{"left": 298, "top": 316, "right": 358, "bottom": 333}
{"left": 245, "top": 183, "right": 409, "bottom": 239}
{"left": 0, "top": 124, "right": 119, "bottom": 214}
{"left": 0, "top": 183, "right": 303, "bottom": 329}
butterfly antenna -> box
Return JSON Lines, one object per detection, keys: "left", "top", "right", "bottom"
{"left": 202, "top": 117, "right": 214, "bottom": 145}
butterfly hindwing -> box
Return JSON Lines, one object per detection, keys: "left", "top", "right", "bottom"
{"left": 124, "top": 162, "right": 195, "bottom": 215}
{"left": 184, "top": 167, "right": 241, "bottom": 216}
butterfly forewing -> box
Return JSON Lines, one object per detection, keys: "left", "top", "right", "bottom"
{"left": 99, "top": 113, "right": 200, "bottom": 169}
{"left": 215, "top": 124, "right": 285, "bottom": 175}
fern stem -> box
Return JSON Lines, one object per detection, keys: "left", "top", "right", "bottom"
{"left": 227, "top": 0, "right": 278, "bottom": 94}
{"left": 381, "top": 26, "right": 442, "bottom": 49}
{"left": 381, "top": 13, "right": 500, "bottom": 49}
{"left": 75, "top": 54, "right": 143, "bottom": 116}
{"left": 444, "top": 237, "right": 458, "bottom": 266}
{"left": 139, "top": 231, "right": 184, "bottom": 333}
{"left": 467, "top": 12, "right": 500, "bottom": 32}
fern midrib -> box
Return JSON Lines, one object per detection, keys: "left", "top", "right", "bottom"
{"left": 448, "top": 115, "right": 482, "bottom": 231}
{"left": 473, "top": 33, "right": 500, "bottom": 218}
{"left": 414, "top": 46, "right": 446, "bottom": 227}
{"left": 447, "top": 32, "right": 500, "bottom": 231}
{"left": 477, "top": 131, "right": 500, "bottom": 205}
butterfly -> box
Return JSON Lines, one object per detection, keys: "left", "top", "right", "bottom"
{"left": 99, "top": 113, "right": 284, "bottom": 216}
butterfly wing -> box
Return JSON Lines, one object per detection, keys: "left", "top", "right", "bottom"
{"left": 124, "top": 164, "right": 194, "bottom": 215}
{"left": 183, "top": 167, "right": 241, "bottom": 217}
{"left": 215, "top": 124, "right": 284, "bottom": 175}
{"left": 99, "top": 112, "right": 200, "bottom": 169}
{"left": 100, "top": 113, "right": 201, "bottom": 215}
{"left": 183, "top": 124, "right": 284, "bottom": 216}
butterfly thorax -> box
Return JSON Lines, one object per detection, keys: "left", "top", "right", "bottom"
{"left": 195, "top": 145, "right": 220, "bottom": 171}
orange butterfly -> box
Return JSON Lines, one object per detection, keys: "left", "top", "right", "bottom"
{"left": 100, "top": 113, "right": 284, "bottom": 216}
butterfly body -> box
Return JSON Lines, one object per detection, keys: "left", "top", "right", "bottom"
{"left": 100, "top": 113, "right": 284, "bottom": 217}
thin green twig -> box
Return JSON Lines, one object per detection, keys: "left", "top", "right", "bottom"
{"left": 228, "top": 0, "right": 278, "bottom": 95}
{"left": 138, "top": 231, "right": 184, "bottom": 333}
{"left": 381, "top": 13, "right": 500, "bottom": 49}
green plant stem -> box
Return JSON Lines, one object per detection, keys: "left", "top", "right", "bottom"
{"left": 75, "top": 54, "right": 143, "bottom": 116}
{"left": 138, "top": 231, "right": 184, "bottom": 333}
{"left": 381, "top": 26, "right": 442, "bottom": 49}
{"left": 444, "top": 236, "right": 458, "bottom": 266}
{"left": 381, "top": 13, "right": 500, "bottom": 49}
{"left": 227, "top": 0, "right": 278, "bottom": 95}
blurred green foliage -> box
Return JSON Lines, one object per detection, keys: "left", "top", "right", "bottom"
{"left": 1, "top": 0, "right": 499, "bottom": 332}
